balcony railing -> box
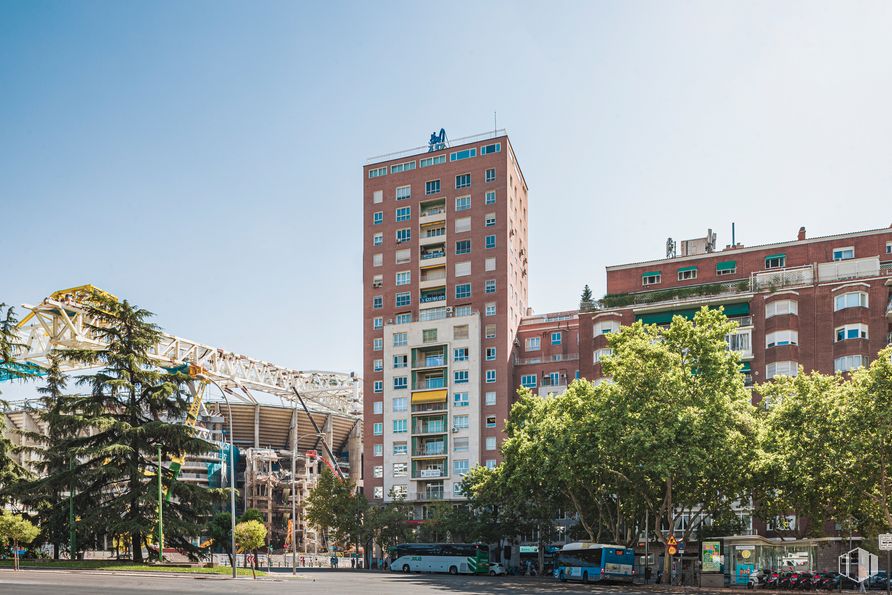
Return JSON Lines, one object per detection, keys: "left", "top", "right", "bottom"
{"left": 413, "top": 445, "right": 446, "bottom": 456}
{"left": 421, "top": 207, "right": 446, "bottom": 216}
{"left": 409, "top": 488, "right": 445, "bottom": 501}
{"left": 420, "top": 294, "right": 446, "bottom": 304}
{"left": 414, "top": 421, "right": 446, "bottom": 434}
{"left": 421, "top": 356, "right": 445, "bottom": 367}
{"left": 414, "top": 378, "right": 445, "bottom": 390}
{"left": 415, "top": 468, "right": 445, "bottom": 479}
{"left": 752, "top": 265, "right": 814, "bottom": 290}
{"left": 411, "top": 402, "right": 447, "bottom": 414}
{"left": 424, "top": 228, "right": 446, "bottom": 238}
{"left": 514, "top": 353, "right": 579, "bottom": 365}
{"left": 421, "top": 251, "right": 445, "bottom": 260}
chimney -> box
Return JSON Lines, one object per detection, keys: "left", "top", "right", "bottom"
{"left": 797, "top": 226, "right": 806, "bottom": 241}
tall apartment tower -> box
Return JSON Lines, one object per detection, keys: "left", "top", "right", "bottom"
{"left": 362, "top": 130, "right": 528, "bottom": 511}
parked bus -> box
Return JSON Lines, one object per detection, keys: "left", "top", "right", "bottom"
{"left": 389, "top": 543, "right": 489, "bottom": 575}
{"left": 554, "top": 542, "right": 635, "bottom": 583}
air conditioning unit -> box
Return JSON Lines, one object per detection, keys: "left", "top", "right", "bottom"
{"left": 451, "top": 427, "right": 459, "bottom": 433}
{"left": 445, "top": 306, "right": 454, "bottom": 313}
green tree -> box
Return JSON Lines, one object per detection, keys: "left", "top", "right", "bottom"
{"left": 599, "top": 308, "right": 758, "bottom": 578}
{"left": 205, "top": 511, "right": 234, "bottom": 567}
{"left": 0, "top": 511, "right": 40, "bottom": 570}
{"left": 365, "top": 491, "right": 411, "bottom": 566}
{"left": 580, "top": 285, "right": 595, "bottom": 311}
{"left": 0, "top": 304, "right": 29, "bottom": 500}
{"left": 55, "top": 296, "right": 214, "bottom": 562}
{"left": 304, "top": 468, "right": 366, "bottom": 551}
{"left": 234, "top": 520, "right": 266, "bottom": 579}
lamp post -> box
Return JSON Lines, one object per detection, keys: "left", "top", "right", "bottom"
{"left": 291, "top": 396, "right": 297, "bottom": 575}
{"left": 201, "top": 377, "right": 238, "bottom": 580}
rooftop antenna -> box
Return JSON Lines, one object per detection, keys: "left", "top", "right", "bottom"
{"left": 732, "top": 222, "right": 736, "bottom": 246}
{"left": 494, "top": 111, "right": 497, "bottom": 136}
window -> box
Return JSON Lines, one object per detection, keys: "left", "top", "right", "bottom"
{"left": 520, "top": 374, "right": 537, "bottom": 388}
{"left": 485, "top": 190, "right": 496, "bottom": 204}
{"left": 677, "top": 266, "right": 697, "bottom": 281}
{"left": 594, "top": 348, "right": 613, "bottom": 363}
{"left": 453, "top": 392, "right": 469, "bottom": 407}
{"left": 485, "top": 213, "right": 496, "bottom": 227}
{"left": 450, "top": 148, "right": 476, "bottom": 161}
{"left": 766, "top": 330, "right": 798, "bottom": 348}
{"left": 395, "top": 271, "right": 411, "bottom": 286}
{"left": 392, "top": 462, "right": 408, "bottom": 477}
{"left": 392, "top": 485, "right": 407, "bottom": 497}
{"left": 373, "top": 465, "right": 383, "bottom": 478}
{"left": 373, "top": 443, "right": 383, "bottom": 457}
{"left": 765, "top": 254, "right": 786, "bottom": 269}
{"left": 455, "top": 283, "right": 471, "bottom": 299}
{"left": 395, "top": 206, "right": 411, "bottom": 222}
{"left": 481, "top": 142, "right": 501, "bottom": 154}
{"left": 455, "top": 261, "right": 471, "bottom": 277}
{"left": 393, "top": 441, "right": 407, "bottom": 455}
{"left": 455, "top": 217, "right": 471, "bottom": 233}
{"left": 396, "top": 185, "right": 411, "bottom": 200}
{"left": 485, "top": 324, "right": 496, "bottom": 339}
{"left": 373, "top": 401, "right": 383, "bottom": 414}
{"left": 835, "top": 323, "right": 868, "bottom": 342}
{"left": 422, "top": 328, "right": 437, "bottom": 343}
{"left": 832, "top": 247, "right": 854, "bottom": 261}
{"left": 485, "top": 257, "right": 496, "bottom": 271}
{"left": 525, "top": 337, "right": 540, "bottom": 351}
{"left": 546, "top": 372, "right": 561, "bottom": 386}
{"left": 390, "top": 160, "right": 415, "bottom": 174}
{"left": 765, "top": 299, "right": 798, "bottom": 318}
{"left": 485, "top": 391, "right": 496, "bottom": 406}
{"left": 455, "top": 240, "right": 471, "bottom": 254}
{"left": 887, "top": 241, "right": 892, "bottom": 255}
{"left": 455, "top": 196, "right": 471, "bottom": 211}
{"left": 368, "top": 167, "right": 386, "bottom": 178}
{"left": 393, "top": 354, "right": 408, "bottom": 368}
{"left": 373, "top": 232, "right": 383, "bottom": 246}
{"left": 373, "top": 486, "right": 383, "bottom": 499}
{"left": 485, "top": 235, "right": 496, "bottom": 249}
{"left": 485, "top": 168, "right": 496, "bottom": 182}
{"left": 372, "top": 296, "right": 383, "bottom": 309}
{"left": 372, "top": 253, "right": 383, "bottom": 267}
{"left": 453, "top": 459, "right": 469, "bottom": 476}
{"left": 453, "top": 415, "right": 469, "bottom": 430}
{"left": 835, "top": 355, "right": 867, "bottom": 373}
{"left": 393, "top": 332, "right": 408, "bottom": 347}
{"left": 395, "top": 248, "right": 411, "bottom": 264}
{"left": 420, "top": 155, "right": 446, "bottom": 167}
{"left": 373, "top": 380, "right": 383, "bottom": 393}
{"left": 395, "top": 312, "right": 412, "bottom": 324}
{"left": 485, "top": 347, "right": 496, "bottom": 361}
{"left": 373, "top": 211, "right": 383, "bottom": 225}
{"left": 834, "top": 291, "right": 868, "bottom": 311}
{"left": 454, "top": 325, "right": 469, "bottom": 339}
{"left": 454, "top": 347, "right": 469, "bottom": 362}
{"left": 425, "top": 179, "right": 440, "bottom": 195}
{"left": 455, "top": 173, "right": 471, "bottom": 189}
{"left": 372, "top": 338, "right": 383, "bottom": 351}
{"left": 485, "top": 459, "right": 497, "bottom": 470}
{"left": 372, "top": 190, "right": 383, "bottom": 204}
{"left": 373, "top": 422, "right": 383, "bottom": 436}
{"left": 485, "top": 437, "right": 497, "bottom": 451}
{"left": 395, "top": 228, "right": 411, "bottom": 243}
{"left": 453, "top": 437, "right": 469, "bottom": 452}
{"left": 373, "top": 358, "right": 383, "bottom": 372}
{"left": 485, "top": 370, "right": 496, "bottom": 383}
{"left": 393, "top": 419, "right": 407, "bottom": 433}
{"left": 454, "top": 370, "right": 469, "bottom": 384}
{"left": 393, "top": 397, "right": 408, "bottom": 412}
{"left": 454, "top": 305, "right": 472, "bottom": 317}
{"left": 594, "top": 320, "right": 620, "bottom": 335}
{"left": 551, "top": 332, "right": 562, "bottom": 345}
{"left": 642, "top": 272, "right": 661, "bottom": 286}
{"left": 485, "top": 279, "right": 496, "bottom": 293}
{"left": 486, "top": 415, "right": 496, "bottom": 428}
{"left": 395, "top": 292, "right": 411, "bottom": 307}
{"left": 716, "top": 261, "right": 737, "bottom": 276}
{"left": 485, "top": 303, "right": 496, "bottom": 316}
{"left": 373, "top": 317, "right": 383, "bottom": 329}
{"left": 393, "top": 376, "right": 408, "bottom": 390}
{"left": 766, "top": 361, "right": 798, "bottom": 379}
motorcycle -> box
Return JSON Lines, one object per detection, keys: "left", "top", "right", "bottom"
{"left": 765, "top": 570, "right": 782, "bottom": 589}
{"left": 749, "top": 569, "right": 770, "bottom": 589}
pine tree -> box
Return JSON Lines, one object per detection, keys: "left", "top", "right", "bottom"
{"left": 58, "top": 295, "right": 215, "bottom": 562}
{"left": 579, "top": 284, "right": 595, "bottom": 311}
{"left": 0, "top": 304, "right": 28, "bottom": 502}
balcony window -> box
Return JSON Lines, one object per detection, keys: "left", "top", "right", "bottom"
{"left": 393, "top": 376, "right": 408, "bottom": 390}
{"left": 455, "top": 283, "right": 471, "bottom": 299}
{"left": 454, "top": 347, "right": 469, "bottom": 362}
{"left": 393, "top": 397, "right": 408, "bottom": 412}
{"left": 726, "top": 332, "right": 751, "bottom": 355}
{"left": 832, "top": 247, "right": 854, "bottom": 261}
{"left": 545, "top": 372, "right": 561, "bottom": 386}
{"left": 765, "top": 299, "right": 798, "bottom": 318}
{"left": 834, "top": 291, "right": 868, "bottom": 311}
{"left": 455, "top": 240, "right": 471, "bottom": 255}
{"left": 455, "top": 173, "right": 471, "bottom": 189}
{"left": 835, "top": 324, "right": 868, "bottom": 342}
{"left": 454, "top": 371, "right": 469, "bottom": 384}
{"left": 642, "top": 271, "right": 661, "bottom": 286}
{"left": 455, "top": 196, "right": 471, "bottom": 212}
{"left": 425, "top": 179, "right": 440, "bottom": 195}
{"left": 453, "top": 392, "right": 469, "bottom": 407}
{"left": 766, "top": 330, "right": 798, "bottom": 348}
{"left": 765, "top": 254, "right": 786, "bottom": 269}
{"left": 396, "top": 185, "right": 411, "bottom": 200}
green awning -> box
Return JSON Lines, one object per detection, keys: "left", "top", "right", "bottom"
{"left": 716, "top": 260, "right": 736, "bottom": 271}
{"left": 636, "top": 302, "right": 750, "bottom": 325}
{"left": 641, "top": 271, "right": 661, "bottom": 277}
{"left": 765, "top": 253, "right": 785, "bottom": 260}
{"left": 677, "top": 266, "right": 697, "bottom": 272}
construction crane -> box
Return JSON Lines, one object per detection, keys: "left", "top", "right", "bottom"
{"left": 3, "top": 285, "right": 361, "bottom": 498}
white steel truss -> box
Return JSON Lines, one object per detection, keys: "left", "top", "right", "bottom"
{"left": 13, "top": 286, "right": 361, "bottom": 416}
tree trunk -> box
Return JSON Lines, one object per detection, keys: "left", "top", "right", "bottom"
{"left": 14, "top": 539, "right": 19, "bottom": 571}
{"left": 662, "top": 477, "right": 673, "bottom": 587}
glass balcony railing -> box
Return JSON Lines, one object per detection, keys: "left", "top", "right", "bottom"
{"left": 411, "top": 402, "right": 447, "bottom": 413}
{"left": 421, "top": 251, "right": 445, "bottom": 260}
{"left": 414, "top": 444, "right": 446, "bottom": 456}
{"left": 421, "top": 207, "right": 446, "bottom": 216}
{"left": 423, "top": 356, "right": 445, "bottom": 367}
{"left": 415, "top": 377, "right": 445, "bottom": 389}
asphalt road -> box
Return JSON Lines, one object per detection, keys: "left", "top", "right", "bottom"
{"left": 0, "top": 569, "right": 713, "bottom": 594}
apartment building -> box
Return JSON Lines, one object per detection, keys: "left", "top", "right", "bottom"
{"left": 362, "top": 130, "right": 529, "bottom": 509}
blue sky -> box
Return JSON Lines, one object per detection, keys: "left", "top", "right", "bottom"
{"left": 2, "top": 1, "right": 891, "bottom": 397}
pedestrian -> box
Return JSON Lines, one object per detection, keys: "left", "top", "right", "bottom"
{"left": 330, "top": 555, "right": 336, "bottom": 568}
{"left": 300, "top": 555, "right": 305, "bottom": 567}
{"left": 351, "top": 557, "right": 356, "bottom": 569}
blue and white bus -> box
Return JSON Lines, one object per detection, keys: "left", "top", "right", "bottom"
{"left": 389, "top": 543, "right": 489, "bottom": 575}
{"left": 554, "top": 542, "right": 636, "bottom": 583}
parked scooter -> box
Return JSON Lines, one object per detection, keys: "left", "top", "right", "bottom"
{"left": 765, "top": 570, "right": 782, "bottom": 589}
{"left": 748, "top": 568, "right": 769, "bottom": 589}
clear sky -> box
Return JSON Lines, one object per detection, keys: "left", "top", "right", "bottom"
{"left": 2, "top": 1, "right": 891, "bottom": 398}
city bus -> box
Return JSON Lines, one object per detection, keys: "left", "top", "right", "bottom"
{"left": 554, "top": 542, "right": 636, "bottom": 583}
{"left": 389, "top": 543, "right": 489, "bottom": 575}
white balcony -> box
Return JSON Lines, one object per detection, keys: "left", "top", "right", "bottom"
{"left": 817, "top": 256, "right": 880, "bottom": 282}
{"left": 752, "top": 265, "right": 814, "bottom": 290}
{"left": 419, "top": 212, "right": 447, "bottom": 226}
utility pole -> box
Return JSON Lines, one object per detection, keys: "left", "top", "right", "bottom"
{"left": 291, "top": 398, "right": 298, "bottom": 575}
{"left": 68, "top": 456, "right": 76, "bottom": 559}
{"left": 158, "top": 446, "right": 164, "bottom": 563}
